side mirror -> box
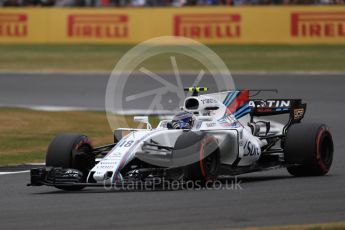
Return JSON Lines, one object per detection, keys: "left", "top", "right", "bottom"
{"left": 134, "top": 116, "right": 152, "bottom": 129}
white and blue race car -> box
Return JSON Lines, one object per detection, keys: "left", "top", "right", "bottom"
{"left": 29, "top": 87, "right": 334, "bottom": 190}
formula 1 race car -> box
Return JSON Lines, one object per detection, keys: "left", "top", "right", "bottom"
{"left": 28, "top": 87, "right": 334, "bottom": 190}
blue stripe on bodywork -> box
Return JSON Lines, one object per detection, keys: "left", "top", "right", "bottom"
{"left": 224, "top": 91, "right": 240, "bottom": 107}
{"left": 234, "top": 103, "right": 251, "bottom": 119}
{"left": 223, "top": 92, "right": 233, "bottom": 105}
{"left": 235, "top": 108, "right": 251, "bottom": 119}
{"left": 234, "top": 103, "right": 249, "bottom": 116}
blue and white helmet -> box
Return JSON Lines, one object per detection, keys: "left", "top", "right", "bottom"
{"left": 171, "top": 111, "right": 194, "bottom": 129}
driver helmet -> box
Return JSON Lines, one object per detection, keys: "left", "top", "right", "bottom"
{"left": 171, "top": 111, "right": 194, "bottom": 129}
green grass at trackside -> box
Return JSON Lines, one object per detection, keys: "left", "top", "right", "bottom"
{"left": 233, "top": 222, "right": 345, "bottom": 230}
{"left": 0, "top": 44, "right": 345, "bottom": 72}
{"left": 0, "top": 108, "right": 152, "bottom": 165}
{"left": 0, "top": 108, "right": 162, "bottom": 165}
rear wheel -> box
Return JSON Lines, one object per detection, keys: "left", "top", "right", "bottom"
{"left": 284, "top": 123, "right": 333, "bottom": 176}
{"left": 46, "top": 133, "right": 95, "bottom": 190}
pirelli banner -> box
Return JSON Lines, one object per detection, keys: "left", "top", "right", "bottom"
{"left": 1, "top": 7, "right": 345, "bottom": 44}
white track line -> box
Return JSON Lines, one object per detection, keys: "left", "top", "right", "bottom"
{"left": 0, "top": 104, "right": 98, "bottom": 112}
{"left": 0, "top": 170, "right": 29, "bottom": 175}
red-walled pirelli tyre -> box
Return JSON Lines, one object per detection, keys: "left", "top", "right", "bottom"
{"left": 46, "top": 133, "right": 95, "bottom": 191}
{"left": 172, "top": 132, "right": 220, "bottom": 186}
{"left": 284, "top": 123, "right": 334, "bottom": 176}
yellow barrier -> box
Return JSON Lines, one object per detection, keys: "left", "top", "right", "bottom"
{"left": 0, "top": 7, "right": 345, "bottom": 44}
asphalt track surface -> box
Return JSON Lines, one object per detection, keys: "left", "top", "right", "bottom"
{"left": 0, "top": 73, "right": 345, "bottom": 230}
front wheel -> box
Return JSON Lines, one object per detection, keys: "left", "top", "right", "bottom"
{"left": 46, "top": 133, "right": 95, "bottom": 190}
{"left": 284, "top": 123, "right": 334, "bottom": 176}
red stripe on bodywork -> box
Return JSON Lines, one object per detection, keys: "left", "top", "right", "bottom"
{"left": 226, "top": 90, "right": 249, "bottom": 114}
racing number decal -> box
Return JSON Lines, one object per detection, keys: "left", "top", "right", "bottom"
{"left": 118, "top": 140, "right": 134, "bottom": 148}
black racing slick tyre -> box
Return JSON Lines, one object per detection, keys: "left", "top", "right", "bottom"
{"left": 284, "top": 123, "right": 334, "bottom": 176}
{"left": 46, "top": 133, "right": 95, "bottom": 191}
{"left": 172, "top": 132, "right": 220, "bottom": 186}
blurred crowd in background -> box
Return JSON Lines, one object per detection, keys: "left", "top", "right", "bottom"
{"left": 1, "top": 0, "right": 344, "bottom": 7}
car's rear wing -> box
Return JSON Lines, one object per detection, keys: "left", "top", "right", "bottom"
{"left": 249, "top": 99, "right": 307, "bottom": 127}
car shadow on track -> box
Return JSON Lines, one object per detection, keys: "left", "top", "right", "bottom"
{"left": 31, "top": 174, "right": 298, "bottom": 195}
